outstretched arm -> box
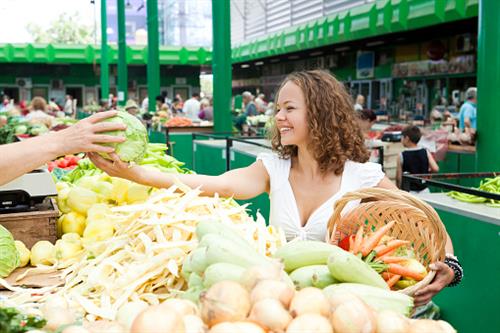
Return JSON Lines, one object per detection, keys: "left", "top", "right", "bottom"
{"left": 88, "top": 152, "right": 270, "bottom": 200}
{"left": 0, "top": 111, "right": 125, "bottom": 186}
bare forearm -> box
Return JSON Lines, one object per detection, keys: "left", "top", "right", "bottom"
{"left": 0, "top": 133, "right": 59, "bottom": 185}
{"left": 137, "top": 168, "right": 231, "bottom": 197}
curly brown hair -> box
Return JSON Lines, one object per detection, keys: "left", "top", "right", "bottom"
{"left": 269, "top": 70, "right": 369, "bottom": 175}
{"left": 30, "top": 96, "right": 48, "bottom": 111}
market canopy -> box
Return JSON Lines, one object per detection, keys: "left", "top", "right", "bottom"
{"left": 0, "top": 43, "right": 211, "bottom": 66}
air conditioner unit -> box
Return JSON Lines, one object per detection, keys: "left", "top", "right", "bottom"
{"left": 51, "top": 79, "right": 63, "bottom": 90}
{"left": 16, "top": 77, "right": 32, "bottom": 89}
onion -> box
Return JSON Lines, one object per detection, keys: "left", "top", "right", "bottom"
{"left": 116, "top": 301, "right": 149, "bottom": 330}
{"left": 209, "top": 322, "right": 265, "bottom": 333}
{"left": 160, "top": 298, "right": 199, "bottom": 316}
{"left": 289, "top": 287, "right": 330, "bottom": 317}
{"left": 200, "top": 281, "right": 251, "bottom": 327}
{"left": 248, "top": 298, "right": 292, "bottom": 332}
{"left": 250, "top": 279, "right": 295, "bottom": 308}
{"left": 331, "top": 298, "right": 376, "bottom": 333}
{"left": 323, "top": 290, "right": 362, "bottom": 313}
{"left": 183, "top": 314, "right": 207, "bottom": 333}
{"left": 130, "top": 305, "right": 185, "bottom": 333}
{"left": 43, "top": 306, "right": 76, "bottom": 332}
{"left": 62, "top": 325, "right": 91, "bottom": 333}
{"left": 376, "top": 310, "right": 410, "bottom": 333}
{"left": 408, "top": 319, "right": 455, "bottom": 333}
{"left": 286, "top": 314, "right": 333, "bottom": 333}
{"left": 83, "top": 320, "right": 126, "bottom": 333}
{"left": 241, "top": 264, "right": 283, "bottom": 290}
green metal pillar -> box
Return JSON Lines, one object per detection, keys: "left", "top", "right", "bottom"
{"left": 147, "top": 0, "right": 160, "bottom": 113}
{"left": 477, "top": 0, "right": 500, "bottom": 171}
{"left": 212, "top": 0, "right": 233, "bottom": 133}
{"left": 100, "top": 0, "right": 109, "bottom": 103}
{"left": 117, "top": 0, "right": 127, "bottom": 106}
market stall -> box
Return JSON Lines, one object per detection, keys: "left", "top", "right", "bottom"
{"left": 403, "top": 172, "right": 500, "bottom": 332}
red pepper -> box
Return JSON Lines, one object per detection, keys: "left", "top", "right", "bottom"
{"left": 339, "top": 235, "right": 354, "bottom": 251}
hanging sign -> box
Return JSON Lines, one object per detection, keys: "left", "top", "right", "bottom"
{"left": 356, "top": 51, "right": 374, "bottom": 79}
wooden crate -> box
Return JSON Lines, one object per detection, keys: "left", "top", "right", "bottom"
{"left": 0, "top": 199, "right": 59, "bottom": 248}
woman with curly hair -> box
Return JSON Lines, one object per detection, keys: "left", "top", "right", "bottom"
{"left": 89, "top": 70, "right": 456, "bottom": 306}
{"left": 90, "top": 70, "right": 395, "bottom": 237}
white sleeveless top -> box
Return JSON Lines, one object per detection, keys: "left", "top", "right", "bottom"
{"left": 257, "top": 153, "right": 385, "bottom": 242}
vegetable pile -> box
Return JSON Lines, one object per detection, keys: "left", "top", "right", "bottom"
{"left": 337, "top": 221, "right": 429, "bottom": 290}
{"left": 448, "top": 175, "right": 500, "bottom": 207}
{"left": 166, "top": 117, "right": 193, "bottom": 127}
{"left": 1, "top": 185, "right": 285, "bottom": 325}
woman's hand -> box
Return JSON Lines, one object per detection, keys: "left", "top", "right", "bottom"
{"left": 87, "top": 152, "right": 145, "bottom": 184}
{"left": 414, "top": 262, "right": 455, "bottom": 307}
{"left": 53, "top": 111, "right": 126, "bottom": 155}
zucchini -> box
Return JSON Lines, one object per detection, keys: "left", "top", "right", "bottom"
{"left": 196, "top": 219, "right": 254, "bottom": 251}
{"left": 289, "top": 265, "right": 337, "bottom": 289}
{"left": 202, "top": 263, "right": 246, "bottom": 288}
{"left": 327, "top": 250, "right": 388, "bottom": 289}
{"left": 323, "top": 283, "right": 414, "bottom": 317}
{"left": 273, "top": 240, "right": 346, "bottom": 272}
{"left": 204, "top": 234, "right": 272, "bottom": 268}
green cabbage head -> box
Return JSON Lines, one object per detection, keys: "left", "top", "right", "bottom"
{"left": 100, "top": 111, "right": 148, "bottom": 163}
{"left": 0, "top": 224, "right": 20, "bottom": 277}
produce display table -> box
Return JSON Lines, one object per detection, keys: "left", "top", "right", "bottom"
{"left": 417, "top": 192, "right": 500, "bottom": 333}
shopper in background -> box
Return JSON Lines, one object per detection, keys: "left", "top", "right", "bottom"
{"left": 255, "top": 93, "right": 267, "bottom": 114}
{"left": 141, "top": 96, "right": 149, "bottom": 112}
{"left": 63, "top": 94, "right": 74, "bottom": 116}
{"left": 26, "top": 97, "right": 54, "bottom": 126}
{"left": 124, "top": 99, "right": 141, "bottom": 119}
{"left": 0, "top": 111, "right": 125, "bottom": 186}
{"left": 396, "top": 125, "right": 439, "bottom": 194}
{"left": 198, "top": 98, "right": 213, "bottom": 121}
{"left": 354, "top": 94, "right": 365, "bottom": 111}
{"left": 356, "top": 109, "right": 377, "bottom": 134}
{"left": 161, "top": 91, "right": 172, "bottom": 108}
{"left": 155, "top": 95, "right": 165, "bottom": 112}
{"left": 182, "top": 92, "right": 201, "bottom": 120}
{"left": 242, "top": 91, "right": 257, "bottom": 116}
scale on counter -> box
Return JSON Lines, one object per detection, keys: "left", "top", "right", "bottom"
{"left": 381, "top": 131, "right": 403, "bottom": 142}
{"left": 0, "top": 169, "right": 57, "bottom": 214}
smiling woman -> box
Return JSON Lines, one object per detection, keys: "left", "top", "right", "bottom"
{"left": 270, "top": 71, "right": 369, "bottom": 176}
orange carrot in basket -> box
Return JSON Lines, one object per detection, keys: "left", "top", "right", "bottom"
{"left": 352, "top": 225, "right": 364, "bottom": 254}
{"left": 387, "top": 274, "right": 402, "bottom": 288}
{"left": 387, "top": 263, "right": 425, "bottom": 281}
{"left": 349, "top": 236, "right": 355, "bottom": 253}
{"left": 360, "top": 221, "right": 396, "bottom": 257}
{"left": 375, "top": 240, "right": 410, "bottom": 257}
{"left": 381, "top": 272, "right": 393, "bottom": 280}
{"left": 379, "top": 256, "right": 407, "bottom": 264}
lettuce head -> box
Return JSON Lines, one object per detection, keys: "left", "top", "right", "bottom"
{"left": 100, "top": 111, "right": 148, "bottom": 163}
{"left": 0, "top": 225, "right": 20, "bottom": 277}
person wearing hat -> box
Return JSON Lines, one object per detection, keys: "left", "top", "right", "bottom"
{"left": 124, "top": 99, "right": 140, "bottom": 119}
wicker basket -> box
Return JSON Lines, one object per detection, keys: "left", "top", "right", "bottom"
{"left": 326, "top": 188, "right": 447, "bottom": 296}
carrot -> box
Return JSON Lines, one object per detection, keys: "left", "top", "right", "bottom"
{"left": 379, "top": 256, "right": 407, "bottom": 264}
{"left": 352, "top": 225, "right": 364, "bottom": 255}
{"left": 381, "top": 272, "right": 393, "bottom": 280}
{"left": 349, "top": 235, "right": 355, "bottom": 253}
{"left": 360, "top": 221, "right": 396, "bottom": 257}
{"left": 375, "top": 240, "right": 410, "bottom": 258}
{"left": 387, "top": 263, "right": 425, "bottom": 281}
{"left": 387, "top": 274, "right": 402, "bottom": 288}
